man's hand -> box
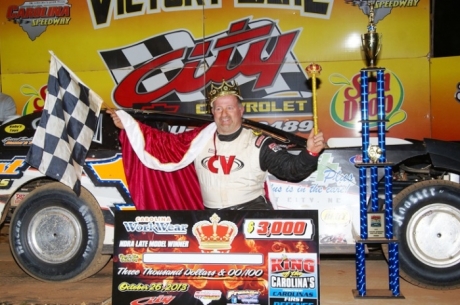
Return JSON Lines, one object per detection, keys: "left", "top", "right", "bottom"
{"left": 106, "top": 109, "right": 125, "bottom": 129}
{"left": 307, "top": 130, "right": 325, "bottom": 155}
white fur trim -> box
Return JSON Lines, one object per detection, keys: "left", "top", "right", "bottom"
{"left": 117, "top": 110, "right": 216, "bottom": 171}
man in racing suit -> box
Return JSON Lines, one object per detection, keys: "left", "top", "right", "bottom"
{"left": 108, "top": 80, "right": 325, "bottom": 210}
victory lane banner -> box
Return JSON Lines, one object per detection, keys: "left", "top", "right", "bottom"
{"left": 113, "top": 210, "right": 320, "bottom": 305}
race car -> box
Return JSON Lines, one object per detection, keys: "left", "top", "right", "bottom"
{"left": 0, "top": 110, "right": 459, "bottom": 290}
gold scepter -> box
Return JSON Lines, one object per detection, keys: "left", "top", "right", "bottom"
{"left": 306, "top": 63, "right": 322, "bottom": 135}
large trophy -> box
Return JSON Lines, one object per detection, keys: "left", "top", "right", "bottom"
{"left": 361, "top": 0, "right": 381, "bottom": 67}
{"left": 347, "top": 0, "right": 403, "bottom": 299}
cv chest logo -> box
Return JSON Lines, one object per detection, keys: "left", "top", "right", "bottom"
{"left": 200, "top": 155, "right": 244, "bottom": 174}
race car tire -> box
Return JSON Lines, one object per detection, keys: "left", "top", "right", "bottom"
{"left": 9, "top": 182, "right": 110, "bottom": 282}
{"left": 382, "top": 180, "right": 460, "bottom": 289}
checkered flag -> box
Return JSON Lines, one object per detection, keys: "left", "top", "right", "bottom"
{"left": 26, "top": 52, "right": 103, "bottom": 195}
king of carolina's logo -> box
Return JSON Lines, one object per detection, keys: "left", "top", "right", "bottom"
{"left": 192, "top": 213, "right": 238, "bottom": 253}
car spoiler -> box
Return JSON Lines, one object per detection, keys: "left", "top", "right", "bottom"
{"left": 125, "top": 109, "right": 308, "bottom": 149}
{"left": 425, "top": 138, "right": 460, "bottom": 175}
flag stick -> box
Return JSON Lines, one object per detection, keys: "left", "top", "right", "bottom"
{"left": 306, "top": 63, "right": 322, "bottom": 135}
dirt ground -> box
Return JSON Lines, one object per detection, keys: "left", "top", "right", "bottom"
{"left": 0, "top": 224, "right": 112, "bottom": 305}
{"left": 1, "top": 223, "right": 459, "bottom": 305}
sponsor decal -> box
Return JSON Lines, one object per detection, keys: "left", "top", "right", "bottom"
{"left": 319, "top": 234, "right": 348, "bottom": 244}
{"left": 6, "top": 0, "right": 72, "bottom": 41}
{"left": 320, "top": 208, "right": 351, "bottom": 224}
{"left": 2, "top": 137, "right": 33, "bottom": 146}
{"left": 316, "top": 153, "right": 355, "bottom": 188}
{"left": 373, "top": 0, "right": 421, "bottom": 9}
{"left": 350, "top": 154, "right": 363, "bottom": 164}
{"left": 243, "top": 100, "right": 311, "bottom": 118}
{"left": 255, "top": 135, "right": 266, "bottom": 148}
{"left": 330, "top": 71, "right": 406, "bottom": 130}
{"left": 271, "top": 152, "right": 358, "bottom": 210}
{"left": 3, "top": 124, "right": 25, "bottom": 134}
{"left": 123, "top": 216, "right": 188, "bottom": 235}
{"left": 99, "top": 18, "right": 310, "bottom": 121}
{"left": 20, "top": 85, "right": 47, "bottom": 115}
{"left": 128, "top": 295, "right": 176, "bottom": 305}
{"left": 201, "top": 155, "right": 243, "bottom": 175}
{"left": 227, "top": 290, "right": 260, "bottom": 305}
{"left": 268, "top": 143, "right": 282, "bottom": 152}
{"left": 194, "top": 290, "right": 222, "bottom": 305}
{"left": 12, "top": 191, "right": 28, "bottom": 206}
{"left": 268, "top": 252, "right": 318, "bottom": 302}
{"left": 346, "top": 0, "right": 420, "bottom": 24}
{"left": 118, "top": 253, "right": 141, "bottom": 263}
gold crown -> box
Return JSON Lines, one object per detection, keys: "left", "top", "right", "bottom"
{"left": 207, "top": 80, "right": 242, "bottom": 106}
{"left": 192, "top": 213, "right": 238, "bottom": 253}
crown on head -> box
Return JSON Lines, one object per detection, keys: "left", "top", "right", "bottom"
{"left": 207, "top": 80, "right": 242, "bottom": 106}
{"left": 192, "top": 213, "right": 238, "bottom": 253}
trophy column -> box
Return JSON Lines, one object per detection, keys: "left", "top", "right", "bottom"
{"left": 352, "top": 67, "right": 403, "bottom": 299}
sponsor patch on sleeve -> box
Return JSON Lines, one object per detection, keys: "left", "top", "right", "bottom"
{"left": 255, "top": 135, "right": 267, "bottom": 148}
{"left": 268, "top": 142, "right": 283, "bottom": 152}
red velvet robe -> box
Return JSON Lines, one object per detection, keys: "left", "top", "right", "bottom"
{"left": 117, "top": 110, "right": 216, "bottom": 210}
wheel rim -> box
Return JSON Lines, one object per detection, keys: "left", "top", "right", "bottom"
{"left": 27, "top": 206, "right": 83, "bottom": 264}
{"left": 406, "top": 203, "right": 460, "bottom": 268}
